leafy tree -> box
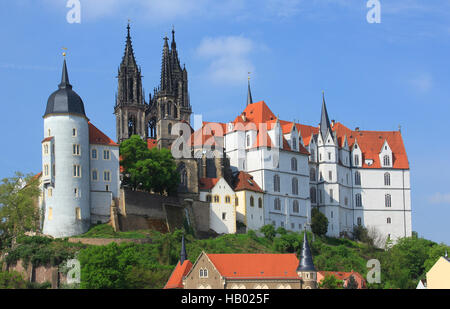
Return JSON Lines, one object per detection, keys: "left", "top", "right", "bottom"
{"left": 260, "top": 224, "right": 276, "bottom": 241}
{"left": 345, "top": 275, "right": 358, "bottom": 289}
{"left": 319, "top": 274, "right": 343, "bottom": 289}
{"left": 120, "top": 135, "right": 179, "bottom": 195}
{"left": 0, "top": 172, "right": 41, "bottom": 248}
{"left": 311, "top": 207, "right": 328, "bottom": 237}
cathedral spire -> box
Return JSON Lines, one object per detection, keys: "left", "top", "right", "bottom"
{"left": 121, "top": 22, "right": 137, "bottom": 68}
{"left": 180, "top": 234, "right": 188, "bottom": 265}
{"left": 247, "top": 74, "right": 253, "bottom": 106}
{"left": 171, "top": 26, "right": 177, "bottom": 50}
{"left": 297, "top": 229, "right": 316, "bottom": 272}
{"left": 160, "top": 35, "right": 172, "bottom": 92}
{"left": 319, "top": 91, "right": 332, "bottom": 141}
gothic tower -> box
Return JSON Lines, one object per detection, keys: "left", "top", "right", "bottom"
{"left": 147, "top": 28, "right": 192, "bottom": 149}
{"left": 297, "top": 230, "right": 317, "bottom": 289}
{"left": 114, "top": 23, "right": 147, "bottom": 143}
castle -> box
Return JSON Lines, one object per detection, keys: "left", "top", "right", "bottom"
{"left": 38, "top": 24, "right": 412, "bottom": 246}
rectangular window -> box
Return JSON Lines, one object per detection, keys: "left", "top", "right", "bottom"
{"left": 222, "top": 212, "right": 226, "bottom": 220}
{"left": 92, "top": 170, "right": 98, "bottom": 181}
{"left": 76, "top": 208, "right": 81, "bottom": 220}
{"left": 330, "top": 189, "right": 333, "bottom": 203}
{"left": 48, "top": 188, "right": 53, "bottom": 197}
{"left": 328, "top": 152, "right": 331, "bottom": 160}
{"left": 74, "top": 188, "right": 79, "bottom": 198}
{"left": 104, "top": 171, "right": 111, "bottom": 182}
{"left": 106, "top": 185, "right": 110, "bottom": 192}
{"left": 52, "top": 164, "right": 55, "bottom": 177}
{"left": 92, "top": 149, "right": 97, "bottom": 159}
{"left": 48, "top": 208, "right": 53, "bottom": 221}
{"left": 72, "top": 128, "right": 77, "bottom": 137}
{"left": 73, "top": 144, "right": 80, "bottom": 156}
{"left": 73, "top": 165, "right": 81, "bottom": 177}
{"left": 44, "top": 164, "right": 49, "bottom": 176}
{"left": 43, "top": 144, "right": 49, "bottom": 155}
{"left": 329, "top": 171, "right": 332, "bottom": 181}
{"left": 103, "top": 150, "right": 110, "bottom": 160}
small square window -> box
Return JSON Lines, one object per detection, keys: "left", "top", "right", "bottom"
{"left": 222, "top": 213, "right": 226, "bottom": 220}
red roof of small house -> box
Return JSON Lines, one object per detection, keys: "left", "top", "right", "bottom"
{"left": 199, "top": 178, "right": 220, "bottom": 191}
{"left": 207, "top": 253, "right": 301, "bottom": 279}
{"left": 88, "top": 122, "right": 118, "bottom": 146}
{"left": 318, "top": 270, "right": 366, "bottom": 288}
{"left": 147, "top": 138, "right": 158, "bottom": 150}
{"left": 41, "top": 137, "right": 54, "bottom": 143}
{"left": 233, "top": 171, "right": 263, "bottom": 193}
{"left": 164, "top": 260, "right": 193, "bottom": 289}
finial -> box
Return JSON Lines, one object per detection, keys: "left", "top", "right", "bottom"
{"left": 62, "top": 47, "right": 67, "bottom": 57}
{"left": 248, "top": 72, "right": 251, "bottom": 81}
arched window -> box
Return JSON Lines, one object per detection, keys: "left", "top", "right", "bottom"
{"left": 168, "top": 123, "right": 172, "bottom": 135}
{"left": 383, "top": 155, "right": 391, "bottom": 166}
{"left": 292, "top": 178, "right": 298, "bottom": 195}
{"left": 310, "top": 168, "right": 316, "bottom": 181}
{"left": 387, "top": 217, "right": 392, "bottom": 224}
{"left": 384, "top": 173, "right": 391, "bottom": 186}
{"left": 274, "top": 174, "right": 280, "bottom": 192}
{"left": 355, "top": 193, "right": 362, "bottom": 207}
{"left": 174, "top": 105, "right": 178, "bottom": 118}
{"left": 385, "top": 194, "right": 391, "bottom": 208}
{"left": 293, "top": 200, "right": 299, "bottom": 213}
{"left": 258, "top": 198, "right": 262, "bottom": 208}
{"left": 291, "top": 157, "right": 297, "bottom": 171}
{"left": 354, "top": 154, "right": 360, "bottom": 166}
{"left": 250, "top": 196, "right": 254, "bottom": 207}
{"left": 355, "top": 171, "right": 361, "bottom": 186}
{"left": 310, "top": 187, "right": 317, "bottom": 204}
{"left": 274, "top": 198, "right": 281, "bottom": 211}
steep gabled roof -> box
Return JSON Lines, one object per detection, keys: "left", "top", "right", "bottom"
{"left": 163, "top": 260, "right": 193, "bottom": 289}
{"left": 199, "top": 178, "right": 220, "bottom": 191}
{"left": 207, "top": 253, "right": 301, "bottom": 279}
{"left": 233, "top": 171, "right": 263, "bottom": 193}
{"left": 233, "top": 101, "right": 276, "bottom": 125}
{"left": 88, "top": 122, "right": 118, "bottom": 146}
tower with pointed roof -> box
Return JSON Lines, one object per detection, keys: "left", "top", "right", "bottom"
{"left": 297, "top": 230, "right": 317, "bottom": 289}
{"left": 114, "top": 23, "right": 147, "bottom": 143}
{"left": 147, "top": 28, "right": 192, "bottom": 149}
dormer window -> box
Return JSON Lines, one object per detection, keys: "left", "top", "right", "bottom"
{"left": 292, "top": 138, "right": 297, "bottom": 150}
{"left": 354, "top": 154, "right": 360, "bottom": 166}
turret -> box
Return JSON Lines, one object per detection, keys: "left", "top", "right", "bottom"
{"left": 297, "top": 230, "right": 317, "bottom": 289}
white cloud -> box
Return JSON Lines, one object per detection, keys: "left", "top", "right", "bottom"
{"left": 196, "top": 36, "right": 258, "bottom": 85}
{"left": 409, "top": 73, "right": 433, "bottom": 93}
{"left": 429, "top": 193, "right": 450, "bottom": 205}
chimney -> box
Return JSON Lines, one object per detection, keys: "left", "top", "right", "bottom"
{"left": 355, "top": 127, "right": 360, "bottom": 132}
{"left": 331, "top": 120, "right": 335, "bottom": 127}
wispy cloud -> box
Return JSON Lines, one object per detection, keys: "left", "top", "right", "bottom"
{"left": 429, "top": 192, "right": 450, "bottom": 205}
{"left": 409, "top": 73, "right": 433, "bottom": 93}
{"left": 196, "top": 36, "right": 260, "bottom": 85}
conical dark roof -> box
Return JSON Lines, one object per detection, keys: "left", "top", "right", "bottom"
{"left": 319, "top": 92, "right": 332, "bottom": 141}
{"left": 121, "top": 23, "right": 137, "bottom": 68}
{"left": 44, "top": 59, "right": 86, "bottom": 117}
{"left": 297, "top": 230, "right": 316, "bottom": 272}
{"left": 247, "top": 79, "right": 253, "bottom": 106}
{"left": 180, "top": 234, "right": 188, "bottom": 265}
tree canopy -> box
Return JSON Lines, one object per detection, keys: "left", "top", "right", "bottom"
{"left": 120, "top": 135, "right": 179, "bottom": 196}
{"left": 311, "top": 207, "right": 328, "bottom": 237}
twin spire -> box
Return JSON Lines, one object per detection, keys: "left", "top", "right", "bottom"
{"left": 319, "top": 91, "right": 333, "bottom": 141}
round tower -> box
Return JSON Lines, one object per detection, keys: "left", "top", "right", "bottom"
{"left": 42, "top": 58, "right": 91, "bottom": 237}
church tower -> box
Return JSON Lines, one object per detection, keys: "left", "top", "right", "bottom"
{"left": 114, "top": 23, "right": 147, "bottom": 143}
{"left": 297, "top": 230, "right": 317, "bottom": 289}
{"left": 148, "top": 28, "right": 192, "bottom": 149}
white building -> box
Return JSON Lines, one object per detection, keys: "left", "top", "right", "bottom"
{"left": 40, "top": 59, "right": 120, "bottom": 238}
{"left": 199, "top": 177, "right": 237, "bottom": 234}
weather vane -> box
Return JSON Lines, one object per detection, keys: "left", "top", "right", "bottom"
{"left": 62, "top": 47, "right": 68, "bottom": 57}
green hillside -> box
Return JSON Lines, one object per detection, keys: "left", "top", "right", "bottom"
{"left": 1, "top": 225, "right": 448, "bottom": 289}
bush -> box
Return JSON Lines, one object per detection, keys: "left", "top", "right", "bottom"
{"left": 311, "top": 208, "right": 328, "bottom": 237}
{"left": 0, "top": 271, "right": 27, "bottom": 289}
{"left": 260, "top": 225, "right": 276, "bottom": 241}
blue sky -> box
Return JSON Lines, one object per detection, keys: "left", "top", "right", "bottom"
{"left": 0, "top": 0, "right": 449, "bottom": 244}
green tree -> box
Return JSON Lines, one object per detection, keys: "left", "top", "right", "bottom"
{"left": 319, "top": 274, "right": 343, "bottom": 289}
{"left": 120, "top": 135, "right": 179, "bottom": 195}
{"left": 311, "top": 207, "right": 328, "bottom": 237}
{"left": 260, "top": 224, "right": 276, "bottom": 241}
{"left": 0, "top": 172, "right": 41, "bottom": 248}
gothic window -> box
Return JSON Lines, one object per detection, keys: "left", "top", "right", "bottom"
{"left": 357, "top": 217, "right": 362, "bottom": 225}
{"left": 384, "top": 173, "right": 391, "bottom": 186}
{"left": 161, "top": 104, "right": 165, "bottom": 117}
{"left": 354, "top": 154, "right": 360, "bottom": 166}
{"left": 274, "top": 174, "right": 280, "bottom": 192}
{"left": 258, "top": 198, "right": 262, "bottom": 208}
{"left": 385, "top": 194, "right": 392, "bottom": 208}
{"left": 168, "top": 123, "right": 172, "bottom": 135}
{"left": 128, "top": 116, "right": 136, "bottom": 137}
{"left": 250, "top": 196, "right": 254, "bottom": 207}
{"left": 310, "top": 168, "right": 316, "bottom": 181}
{"left": 310, "top": 187, "right": 317, "bottom": 204}
{"left": 274, "top": 198, "right": 281, "bottom": 211}
{"left": 292, "top": 178, "right": 298, "bottom": 195}
{"left": 181, "top": 169, "right": 188, "bottom": 188}
{"left": 167, "top": 103, "right": 171, "bottom": 116}
{"left": 383, "top": 155, "right": 391, "bottom": 166}
{"left": 174, "top": 105, "right": 178, "bottom": 118}
{"left": 355, "top": 171, "right": 361, "bottom": 186}
{"left": 206, "top": 159, "right": 217, "bottom": 178}
{"left": 355, "top": 193, "right": 362, "bottom": 207}
{"left": 293, "top": 200, "right": 299, "bottom": 213}
{"left": 291, "top": 157, "right": 297, "bottom": 171}
{"left": 148, "top": 119, "right": 156, "bottom": 139}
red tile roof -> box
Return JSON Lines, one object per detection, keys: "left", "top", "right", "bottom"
{"left": 233, "top": 101, "right": 276, "bottom": 125}
{"left": 41, "top": 137, "right": 54, "bottom": 143}
{"left": 199, "top": 178, "right": 220, "bottom": 191}
{"left": 147, "top": 138, "right": 158, "bottom": 150}
{"left": 164, "top": 260, "right": 193, "bottom": 289}
{"left": 89, "top": 122, "right": 118, "bottom": 146}
{"left": 318, "top": 271, "right": 366, "bottom": 288}
{"left": 207, "top": 254, "right": 301, "bottom": 279}
{"left": 233, "top": 171, "right": 263, "bottom": 193}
